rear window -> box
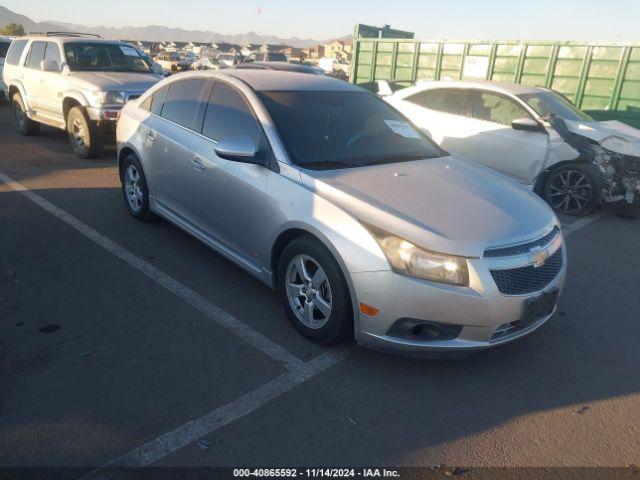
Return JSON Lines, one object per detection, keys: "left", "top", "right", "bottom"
{"left": 406, "top": 88, "right": 467, "bottom": 115}
{"left": 5, "top": 39, "right": 28, "bottom": 65}
{"left": 160, "top": 79, "right": 210, "bottom": 130}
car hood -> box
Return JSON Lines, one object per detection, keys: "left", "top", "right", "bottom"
{"left": 71, "top": 71, "right": 161, "bottom": 92}
{"left": 564, "top": 119, "right": 640, "bottom": 156}
{"left": 301, "top": 156, "right": 557, "bottom": 258}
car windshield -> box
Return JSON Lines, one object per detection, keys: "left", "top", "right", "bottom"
{"left": 0, "top": 41, "right": 10, "bottom": 58}
{"left": 518, "top": 90, "right": 593, "bottom": 122}
{"left": 64, "top": 43, "right": 152, "bottom": 73}
{"left": 259, "top": 90, "right": 444, "bottom": 170}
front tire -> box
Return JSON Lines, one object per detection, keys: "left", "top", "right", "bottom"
{"left": 67, "top": 106, "right": 104, "bottom": 159}
{"left": 121, "top": 153, "right": 156, "bottom": 222}
{"left": 543, "top": 164, "right": 602, "bottom": 216}
{"left": 12, "top": 93, "right": 40, "bottom": 136}
{"left": 277, "top": 237, "right": 352, "bottom": 345}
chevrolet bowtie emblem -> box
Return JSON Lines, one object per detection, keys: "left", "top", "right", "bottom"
{"left": 530, "top": 247, "right": 550, "bottom": 268}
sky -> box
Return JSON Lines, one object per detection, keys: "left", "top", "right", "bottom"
{"left": 3, "top": 0, "right": 640, "bottom": 42}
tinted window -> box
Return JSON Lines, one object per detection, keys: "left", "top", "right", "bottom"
{"left": 259, "top": 90, "right": 443, "bottom": 170}
{"left": 407, "top": 88, "right": 466, "bottom": 115}
{"left": 471, "top": 91, "right": 531, "bottom": 125}
{"left": 160, "top": 79, "right": 209, "bottom": 130}
{"left": 150, "top": 85, "right": 168, "bottom": 115}
{"left": 139, "top": 94, "right": 153, "bottom": 111}
{"left": 25, "top": 41, "right": 47, "bottom": 69}
{"left": 44, "top": 42, "right": 62, "bottom": 67}
{"left": 202, "top": 83, "right": 262, "bottom": 146}
{"left": 254, "top": 54, "right": 265, "bottom": 61}
{"left": 267, "top": 53, "right": 287, "bottom": 62}
{"left": 5, "top": 39, "right": 28, "bottom": 65}
{"left": 0, "top": 41, "right": 10, "bottom": 58}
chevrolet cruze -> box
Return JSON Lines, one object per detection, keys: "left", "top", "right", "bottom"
{"left": 116, "top": 70, "right": 567, "bottom": 355}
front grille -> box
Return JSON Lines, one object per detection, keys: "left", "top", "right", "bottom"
{"left": 490, "top": 249, "right": 563, "bottom": 295}
{"left": 484, "top": 227, "right": 559, "bottom": 258}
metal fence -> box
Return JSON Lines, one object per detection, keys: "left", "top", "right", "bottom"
{"left": 350, "top": 39, "right": 640, "bottom": 127}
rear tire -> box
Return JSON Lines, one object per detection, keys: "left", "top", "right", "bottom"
{"left": 67, "top": 106, "right": 104, "bottom": 159}
{"left": 277, "top": 236, "right": 352, "bottom": 345}
{"left": 543, "top": 163, "right": 602, "bottom": 216}
{"left": 12, "top": 93, "right": 40, "bottom": 136}
{"left": 121, "top": 153, "right": 157, "bottom": 222}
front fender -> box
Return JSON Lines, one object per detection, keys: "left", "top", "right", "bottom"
{"left": 63, "top": 89, "right": 91, "bottom": 108}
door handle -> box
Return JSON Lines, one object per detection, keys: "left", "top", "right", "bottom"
{"left": 190, "top": 157, "right": 206, "bottom": 171}
{"left": 145, "top": 130, "right": 156, "bottom": 142}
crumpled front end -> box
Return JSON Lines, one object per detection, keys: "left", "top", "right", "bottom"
{"left": 591, "top": 144, "right": 640, "bottom": 205}
{"left": 551, "top": 117, "right": 640, "bottom": 206}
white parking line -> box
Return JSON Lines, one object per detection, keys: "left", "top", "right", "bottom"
{"left": 1, "top": 170, "right": 351, "bottom": 476}
{"left": 562, "top": 212, "right": 605, "bottom": 237}
{"left": 0, "top": 172, "right": 305, "bottom": 372}
{"left": 81, "top": 347, "right": 348, "bottom": 477}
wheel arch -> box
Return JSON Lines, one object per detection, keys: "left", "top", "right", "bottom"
{"left": 270, "top": 225, "right": 359, "bottom": 333}
{"left": 533, "top": 159, "right": 602, "bottom": 195}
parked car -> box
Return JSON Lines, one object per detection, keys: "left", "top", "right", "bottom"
{"left": 116, "top": 70, "right": 566, "bottom": 355}
{"left": 234, "top": 61, "right": 324, "bottom": 75}
{"left": 0, "top": 36, "right": 12, "bottom": 100}
{"left": 359, "top": 79, "right": 413, "bottom": 97}
{"left": 154, "top": 52, "right": 191, "bottom": 74}
{"left": 252, "top": 52, "right": 288, "bottom": 62}
{"left": 191, "top": 57, "right": 223, "bottom": 71}
{"left": 216, "top": 52, "right": 239, "bottom": 67}
{"left": 387, "top": 81, "right": 640, "bottom": 215}
{"left": 2, "top": 33, "right": 163, "bottom": 158}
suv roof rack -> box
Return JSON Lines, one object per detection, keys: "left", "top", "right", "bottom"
{"left": 26, "top": 32, "right": 103, "bottom": 38}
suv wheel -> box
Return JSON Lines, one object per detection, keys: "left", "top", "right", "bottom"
{"left": 121, "top": 153, "right": 156, "bottom": 222}
{"left": 12, "top": 93, "right": 40, "bottom": 136}
{"left": 67, "top": 106, "right": 104, "bottom": 159}
{"left": 277, "top": 237, "right": 352, "bottom": 345}
{"left": 543, "top": 164, "right": 602, "bottom": 216}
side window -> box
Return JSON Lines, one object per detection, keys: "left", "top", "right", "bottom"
{"left": 160, "top": 79, "right": 210, "bottom": 130}
{"left": 44, "top": 42, "right": 62, "bottom": 68}
{"left": 25, "top": 41, "right": 47, "bottom": 69}
{"left": 5, "top": 39, "right": 29, "bottom": 66}
{"left": 471, "top": 91, "right": 531, "bottom": 125}
{"left": 407, "top": 88, "right": 466, "bottom": 116}
{"left": 139, "top": 94, "right": 153, "bottom": 111}
{"left": 254, "top": 54, "right": 264, "bottom": 62}
{"left": 202, "top": 82, "right": 263, "bottom": 147}
{"left": 150, "top": 85, "right": 168, "bottom": 115}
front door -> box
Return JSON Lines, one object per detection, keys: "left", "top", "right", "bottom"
{"left": 461, "top": 89, "right": 550, "bottom": 184}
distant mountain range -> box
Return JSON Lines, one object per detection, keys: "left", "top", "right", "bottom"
{"left": 0, "top": 5, "right": 340, "bottom": 47}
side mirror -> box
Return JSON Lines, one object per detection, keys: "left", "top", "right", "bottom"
{"left": 152, "top": 63, "right": 164, "bottom": 75}
{"left": 41, "top": 60, "right": 59, "bottom": 72}
{"left": 215, "top": 135, "right": 262, "bottom": 164}
{"left": 512, "top": 117, "right": 545, "bottom": 133}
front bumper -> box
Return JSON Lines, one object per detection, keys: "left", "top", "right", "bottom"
{"left": 351, "top": 243, "right": 567, "bottom": 356}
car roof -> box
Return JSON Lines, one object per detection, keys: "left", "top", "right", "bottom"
{"left": 20, "top": 35, "right": 128, "bottom": 45}
{"left": 400, "top": 79, "right": 541, "bottom": 97}
{"left": 235, "top": 62, "right": 319, "bottom": 73}
{"left": 178, "top": 69, "right": 363, "bottom": 92}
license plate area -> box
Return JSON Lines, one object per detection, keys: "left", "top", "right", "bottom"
{"left": 517, "top": 289, "right": 559, "bottom": 329}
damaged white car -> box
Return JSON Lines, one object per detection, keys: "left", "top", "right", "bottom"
{"left": 386, "top": 81, "right": 640, "bottom": 215}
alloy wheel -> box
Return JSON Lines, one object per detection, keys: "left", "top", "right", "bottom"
{"left": 14, "top": 103, "right": 26, "bottom": 130}
{"left": 71, "top": 117, "right": 88, "bottom": 149}
{"left": 125, "top": 165, "right": 144, "bottom": 212}
{"left": 547, "top": 170, "right": 593, "bottom": 214}
{"left": 285, "top": 254, "right": 332, "bottom": 329}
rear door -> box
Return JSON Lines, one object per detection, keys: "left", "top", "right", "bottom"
{"left": 141, "top": 78, "right": 210, "bottom": 219}
{"left": 463, "top": 89, "right": 549, "bottom": 183}
{"left": 22, "top": 41, "right": 47, "bottom": 109}
{"left": 392, "top": 87, "right": 480, "bottom": 152}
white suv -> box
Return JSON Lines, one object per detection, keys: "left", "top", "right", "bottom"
{"left": 2, "top": 33, "right": 163, "bottom": 158}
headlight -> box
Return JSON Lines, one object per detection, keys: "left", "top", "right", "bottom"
{"left": 92, "top": 91, "right": 125, "bottom": 106}
{"left": 364, "top": 223, "right": 469, "bottom": 286}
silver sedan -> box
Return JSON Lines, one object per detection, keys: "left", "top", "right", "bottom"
{"left": 116, "top": 70, "right": 566, "bottom": 355}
